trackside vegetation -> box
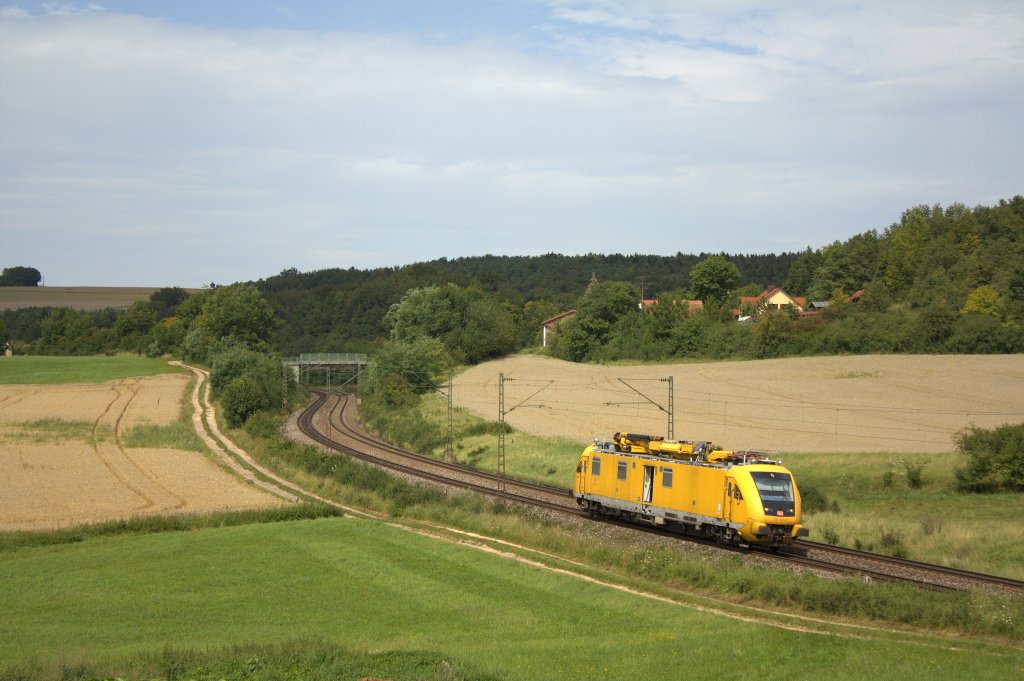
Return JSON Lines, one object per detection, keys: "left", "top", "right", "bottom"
{"left": 954, "top": 423, "right": 1024, "bottom": 492}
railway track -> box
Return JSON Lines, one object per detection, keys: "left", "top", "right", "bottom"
{"left": 792, "top": 541, "right": 1024, "bottom": 593}
{"left": 298, "top": 390, "right": 578, "bottom": 515}
{"left": 297, "top": 389, "right": 1024, "bottom": 593}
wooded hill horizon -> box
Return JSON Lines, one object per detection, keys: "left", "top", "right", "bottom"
{"left": 3, "top": 195, "right": 1023, "bottom": 361}
{"left": 253, "top": 196, "right": 1024, "bottom": 356}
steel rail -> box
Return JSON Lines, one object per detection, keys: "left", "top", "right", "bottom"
{"left": 323, "top": 390, "right": 574, "bottom": 502}
{"left": 794, "top": 541, "right": 1024, "bottom": 592}
{"left": 298, "top": 390, "right": 578, "bottom": 515}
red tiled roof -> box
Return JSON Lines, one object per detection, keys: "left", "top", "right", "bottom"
{"left": 641, "top": 299, "right": 704, "bottom": 313}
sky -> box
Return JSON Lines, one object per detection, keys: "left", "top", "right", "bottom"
{"left": 1, "top": 1, "right": 1022, "bottom": 287}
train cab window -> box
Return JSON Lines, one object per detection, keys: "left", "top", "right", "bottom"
{"left": 751, "top": 472, "right": 794, "bottom": 502}
{"left": 592, "top": 457, "right": 601, "bottom": 476}
{"left": 732, "top": 485, "right": 743, "bottom": 501}
{"left": 617, "top": 461, "right": 628, "bottom": 481}
{"left": 661, "top": 468, "right": 673, "bottom": 488}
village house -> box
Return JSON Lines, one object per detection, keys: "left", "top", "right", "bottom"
{"left": 540, "top": 309, "right": 576, "bottom": 347}
{"left": 739, "top": 287, "right": 807, "bottom": 313}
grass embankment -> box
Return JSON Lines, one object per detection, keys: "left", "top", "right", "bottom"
{"left": 2, "top": 517, "right": 1021, "bottom": 681}
{"left": 0, "top": 355, "right": 181, "bottom": 384}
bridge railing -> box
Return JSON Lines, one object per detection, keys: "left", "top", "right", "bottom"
{"left": 283, "top": 353, "right": 369, "bottom": 365}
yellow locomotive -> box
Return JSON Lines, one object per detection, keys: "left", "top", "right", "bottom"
{"left": 573, "top": 432, "right": 808, "bottom": 547}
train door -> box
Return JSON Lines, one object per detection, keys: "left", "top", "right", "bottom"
{"left": 642, "top": 465, "right": 654, "bottom": 504}
{"left": 574, "top": 456, "right": 588, "bottom": 494}
{"left": 724, "top": 477, "right": 736, "bottom": 522}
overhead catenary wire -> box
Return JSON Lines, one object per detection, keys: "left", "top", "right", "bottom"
{"left": 449, "top": 374, "right": 1024, "bottom": 449}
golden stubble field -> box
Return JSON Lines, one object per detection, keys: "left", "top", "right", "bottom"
{"left": 454, "top": 354, "right": 1024, "bottom": 453}
{"left": 0, "top": 373, "right": 284, "bottom": 531}
{"left": 0, "top": 286, "right": 160, "bottom": 311}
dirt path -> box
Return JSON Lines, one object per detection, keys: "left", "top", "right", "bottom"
{"left": 171, "top": 362, "right": 301, "bottom": 503}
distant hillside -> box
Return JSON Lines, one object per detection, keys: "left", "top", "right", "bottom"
{"left": 255, "top": 251, "right": 799, "bottom": 355}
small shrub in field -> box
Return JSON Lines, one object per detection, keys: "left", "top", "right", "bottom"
{"left": 799, "top": 481, "right": 840, "bottom": 513}
{"left": 820, "top": 527, "right": 840, "bottom": 545}
{"left": 879, "top": 527, "right": 908, "bottom": 558}
{"left": 244, "top": 411, "right": 279, "bottom": 438}
{"left": 465, "top": 446, "right": 487, "bottom": 466}
{"left": 895, "top": 456, "right": 929, "bottom": 489}
{"left": 954, "top": 422, "right": 1024, "bottom": 492}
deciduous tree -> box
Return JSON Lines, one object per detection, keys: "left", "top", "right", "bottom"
{"left": 193, "top": 283, "right": 277, "bottom": 352}
{"left": 0, "top": 266, "right": 42, "bottom": 286}
{"left": 688, "top": 256, "right": 740, "bottom": 305}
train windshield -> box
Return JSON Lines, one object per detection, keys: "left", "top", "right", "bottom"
{"left": 751, "top": 472, "right": 794, "bottom": 503}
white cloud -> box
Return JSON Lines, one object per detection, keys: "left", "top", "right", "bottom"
{"left": 0, "top": 3, "right": 1021, "bottom": 286}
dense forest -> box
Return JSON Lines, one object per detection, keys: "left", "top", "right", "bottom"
{"left": 252, "top": 251, "right": 798, "bottom": 356}
{"left": 544, "top": 197, "right": 1024, "bottom": 363}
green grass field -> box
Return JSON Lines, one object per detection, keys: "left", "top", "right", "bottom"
{"left": 1, "top": 517, "right": 1019, "bottom": 680}
{"left": 0, "top": 355, "right": 182, "bottom": 384}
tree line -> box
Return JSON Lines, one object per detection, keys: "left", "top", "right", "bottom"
{"left": 548, "top": 197, "right": 1024, "bottom": 362}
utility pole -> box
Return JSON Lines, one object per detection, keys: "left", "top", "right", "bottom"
{"left": 498, "top": 373, "right": 507, "bottom": 489}
{"left": 444, "top": 368, "right": 454, "bottom": 463}
{"left": 497, "top": 373, "right": 552, "bottom": 491}
{"left": 664, "top": 376, "right": 674, "bottom": 440}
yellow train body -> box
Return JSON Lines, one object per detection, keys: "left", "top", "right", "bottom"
{"left": 573, "top": 432, "right": 808, "bottom": 546}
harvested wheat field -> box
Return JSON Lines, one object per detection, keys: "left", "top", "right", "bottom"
{"left": 0, "top": 373, "right": 285, "bottom": 531}
{"left": 454, "top": 354, "right": 1024, "bottom": 453}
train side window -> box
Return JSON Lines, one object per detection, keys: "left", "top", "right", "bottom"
{"left": 733, "top": 486, "right": 743, "bottom": 501}
{"left": 617, "top": 461, "right": 628, "bottom": 481}
{"left": 592, "top": 457, "right": 601, "bottom": 476}
{"left": 662, "top": 468, "right": 673, "bottom": 488}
